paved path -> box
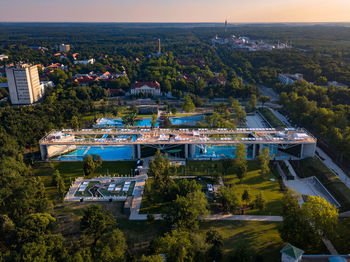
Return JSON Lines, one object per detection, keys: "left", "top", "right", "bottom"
{"left": 129, "top": 174, "right": 148, "bottom": 220}
{"left": 269, "top": 107, "right": 350, "bottom": 191}
{"left": 129, "top": 158, "right": 150, "bottom": 220}
{"left": 316, "top": 147, "right": 350, "bottom": 188}
{"left": 204, "top": 214, "right": 283, "bottom": 221}
{"left": 322, "top": 238, "right": 339, "bottom": 255}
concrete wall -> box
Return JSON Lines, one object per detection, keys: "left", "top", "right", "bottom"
{"left": 41, "top": 144, "right": 77, "bottom": 160}
{"left": 301, "top": 143, "right": 316, "bottom": 158}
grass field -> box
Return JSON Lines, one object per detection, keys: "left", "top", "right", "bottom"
{"left": 51, "top": 201, "right": 284, "bottom": 261}
{"left": 292, "top": 158, "right": 350, "bottom": 211}
{"left": 258, "top": 107, "right": 286, "bottom": 129}
{"left": 141, "top": 161, "right": 285, "bottom": 215}
{"left": 223, "top": 161, "right": 285, "bottom": 215}
{"left": 174, "top": 160, "right": 234, "bottom": 176}
{"left": 199, "top": 220, "right": 284, "bottom": 262}
{"left": 32, "top": 161, "right": 136, "bottom": 200}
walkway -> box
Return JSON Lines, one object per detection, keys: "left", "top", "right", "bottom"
{"left": 316, "top": 147, "right": 350, "bottom": 188}
{"left": 205, "top": 214, "right": 283, "bottom": 222}
{"left": 129, "top": 157, "right": 150, "bottom": 220}
{"left": 269, "top": 107, "right": 350, "bottom": 191}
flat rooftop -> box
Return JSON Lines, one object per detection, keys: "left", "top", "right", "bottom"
{"left": 40, "top": 127, "right": 317, "bottom": 146}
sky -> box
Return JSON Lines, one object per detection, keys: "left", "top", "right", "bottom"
{"left": 0, "top": 0, "right": 349, "bottom": 23}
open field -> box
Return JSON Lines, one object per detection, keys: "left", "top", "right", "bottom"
{"left": 199, "top": 220, "right": 284, "bottom": 262}
{"left": 223, "top": 161, "right": 285, "bottom": 215}
{"left": 291, "top": 158, "right": 350, "bottom": 211}
{"left": 142, "top": 160, "right": 285, "bottom": 215}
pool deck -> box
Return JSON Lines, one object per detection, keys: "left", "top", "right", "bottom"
{"left": 40, "top": 127, "right": 316, "bottom": 146}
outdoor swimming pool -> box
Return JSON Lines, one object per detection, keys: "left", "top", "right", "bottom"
{"left": 55, "top": 146, "right": 133, "bottom": 161}
{"left": 193, "top": 145, "right": 237, "bottom": 159}
{"left": 95, "top": 114, "right": 205, "bottom": 128}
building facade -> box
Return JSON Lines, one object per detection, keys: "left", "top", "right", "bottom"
{"left": 130, "top": 81, "right": 161, "bottom": 96}
{"left": 6, "top": 64, "right": 43, "bottom": 105}
{"left": 74, "top": 58, "right": 95, "bottom": 65}
{"left": 59, "top": 44, "right": 71, "bottom": 53}
{"left": 0, "top": 54, "right": 9, "bottom": 61}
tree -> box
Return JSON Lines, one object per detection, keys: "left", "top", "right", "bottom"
{"left": 170, "top": 105, "right": 177, "bottom": 115}
{"left": 219, "top": 186, "right": 241, "bottom": 213}
{"left": 151, "top": 114, "right": 158, "bottom": 129}
{"left": 182, "top": 95, "right": 195, "bottom": 112}
{"left": 71, "top": 115, "right": 80, "bottom": 130}
{"left": 257, "top": 147, "right": 271, "bottom": 175}
{"left": 56, "top": 174, "right": 66, "bottom": 200}
{"left": 17, "top": 213, "right": 57, "bottom": 243}
{"left": 206, "top": 229, "right": 223, "bottom": 262}
{"left": 242, "top": 190, "right": 251, "bottom": 205}
{"left": 83, "top": 155, "right": 95, "bottom": 177}
{"left": 168, "top": 190, "right": 208, "bottom": 230}
{"left": 302, "top": 196, "right": 338, "bottom": 238}
{"left": 148, "top": 150, "right": 173, "bottom": 197}
{"left": 82, "top": 154, "right": 102, "bottom": 177}
{"left": 93, "top": 229, "right": 127, "bottom": 262}
{"left": 259, "top": 95, "right": 270, "bottom": 107}
{"left": 246, "top": 94, "right": 257, "bottom": 112}
{"left": 80, "top": 205, "right": 116, "bottom": 246}
{"left": 234, "top": 144, "right": 247, "bottom": 182}
{"left": 153, "top": 229, "right": 207, "bottom": 262}
{"left": 231, "top": 242, "right": 254, "bottom": 262}
{"left": 222, "top": 157, "right": 233, "bottom": 176}
{"left": 279, "top": 193, "right": 322, "bottom": 252}
{"left": 141, "top": 254, "right": 164, "bottom": 262}
{"left": 254, "top": 193, "right": 265, "bottom": 211}
{"left": 122, "top": 112, "right": 137, "bottom": 126}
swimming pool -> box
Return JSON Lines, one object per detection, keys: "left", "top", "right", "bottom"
{"left": 193, "top": 145, "right": 237, "bottom": 159}
{"left": 55, "top": 146, "right": 133, "bottom": 161}
{"left": 95, "top": 114, "right": 204, "bottom": 128}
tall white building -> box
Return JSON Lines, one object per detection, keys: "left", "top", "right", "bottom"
{"left": 6, "top": 64, "right": 44, "bottom": 105}
{"left": 59, "top": 44, "right": 70, "bottom": 53}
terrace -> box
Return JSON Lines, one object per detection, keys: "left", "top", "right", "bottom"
{"left": 40, "top": 127, "right": 316, "bottom": 146}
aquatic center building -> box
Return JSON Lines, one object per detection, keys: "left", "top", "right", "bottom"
{"left": 39, "top": 128, "right": 317, "bottom": 161}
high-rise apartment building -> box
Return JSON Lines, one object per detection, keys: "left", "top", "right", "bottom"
{"left": 6, "top": 64, "right": 43, "bottom": 105}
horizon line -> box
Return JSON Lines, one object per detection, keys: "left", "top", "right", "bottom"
{"left": 0, "top": 21, "right": 350, "bottom": 24}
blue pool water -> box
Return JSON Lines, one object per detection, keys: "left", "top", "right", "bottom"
{"left": 96, "top": 115, "right": 204, "bottom": 128}
{"left": 170, "top": 115, "right": 204, "bottom": 125}
{"left": 55, "top": 146, "right": 133, "bottom": 161}
{"left": 193, "top": 145, "right": 237, "bottom": 159}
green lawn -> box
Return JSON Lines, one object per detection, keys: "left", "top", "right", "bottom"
{"left": 292, "top": 158, "right": 350, "bottom": 211}
{"left": 258, "top": 107, "right": 286, "bottom": 129}
{"left": 141, "top": 161, "right": 285, "bottom": 215}
{"left": 74, "top": 181, "right": 98, "bottom": 197}
{"left": 174, "top": 160, "right": 233, "bottom": 176}
{"left": 199, "top": 220, "right": 284, "bottom": 262}
{"left": 223, "top": 161, "right": 285, "bottom": 215}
